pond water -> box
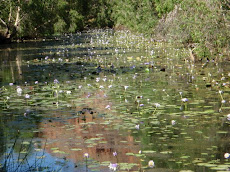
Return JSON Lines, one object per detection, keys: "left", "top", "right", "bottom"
{"left": 0, "top": 29, "right": 229, "bottom": 172}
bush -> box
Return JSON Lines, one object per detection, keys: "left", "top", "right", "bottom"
{"left": 154, "top": 0, "right": 230, "bottom": 59}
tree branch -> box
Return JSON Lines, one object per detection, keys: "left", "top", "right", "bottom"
{"left": 0, "top": 17, "right": 7, "bottom": 27}
{"left": 14, "top": 5, "right": 21, "bottom": 27}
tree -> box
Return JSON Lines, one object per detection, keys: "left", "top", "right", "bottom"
{"left": 0, "top": 0, "right": 25, "bottom": 40}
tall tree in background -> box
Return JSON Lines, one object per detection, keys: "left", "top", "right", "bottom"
{"left": 0, "top": 0, "right": 25, "bottom": 40}
{"left": 112, "top": 0, "right": 157, "bottom": 33}
{"left": 23, "top": 0, "right": 58, "bottom": 37}
{"left": 0, "top": 0, "right": 87, "bottom": 40}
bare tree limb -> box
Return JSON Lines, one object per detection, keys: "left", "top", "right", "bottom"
{"left": 8, "top": 5, "right": 12, "bottom": 23}
{"left": 0, "top": 17, "right": 7, "bottom": 27}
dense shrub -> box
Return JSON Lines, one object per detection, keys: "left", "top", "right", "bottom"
{"left": 154, "top": 0, "right": 230, "bottom": 58}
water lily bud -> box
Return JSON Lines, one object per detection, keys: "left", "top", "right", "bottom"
{"left": 139, "top": 150, "right": 142, "bottom": 154}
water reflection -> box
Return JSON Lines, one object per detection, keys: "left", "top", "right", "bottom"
{"left": 0, "top": 48, "right": 21, "bottom": 84}
{"left": 0, "top": 30, "right": 229, "bottom": 171}
{"left": 38, "top": 91, "right": 141, "bottom": 171}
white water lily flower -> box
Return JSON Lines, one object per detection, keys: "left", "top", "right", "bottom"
{"left": 181, "top": 98, "right": 188, "bottom": 102}
{"left": 154, "top": 103, "right": 160, "bottom": 108}
{"left": 124, "top": 86, "right": 129, "bottom": 90}
{"left": 66, "top": 91, "right": 71, "bottom": 95}
{"left": 108, "top": 163, "right": 118, "bottom": 171}
{"left": 105, "top": 105, "right": 110, "bottom": 110}
{"left": 17, "top": 86, "right": 22, "bottom": 95}
{"left": 25, "top": 94, "right": 30, "bottom": 99}
{"left": 84, "top": 153, "right": 89, "bottom": 158}
{"left": 221, "top": 100, "right": 226, "bottom": 103}
{"left": 171, "top": 120, "right": 176, "bottom": 125}
{"left": 227, "top": 114, "right": 230, "bottom": 121}
{"left": 148, "top": 160, "right": 155, "bottom": 168}
{"left": 224, "top": 153, "right": 230, "bottom": 159}
{"left": 135, "top": 124, "right": 140, "bottom": 130}
{"left": 96, "top": 78, "right": 100, "bottom": 82}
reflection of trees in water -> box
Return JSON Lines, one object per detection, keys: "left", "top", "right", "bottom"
{"left": 0, "top": 109, "right": 43, "bottom": 157}
{"left": 217, "top": 119, "right": 230, "bottom": 161}
{"left": 37, "top": 91, "right": 141, "bottom": 169}
{"left": 0, "top": 48, "right": 23, "bottom": 84}
{"left": 39, "top": 112, "right": 140, "bottom": 167}
{"left": 0, "top": 123, "right": 6, "bottom": 155}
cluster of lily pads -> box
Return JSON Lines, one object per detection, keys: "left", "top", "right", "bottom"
{"left": 0, "top": 29, "right": 230, "bottom": 171}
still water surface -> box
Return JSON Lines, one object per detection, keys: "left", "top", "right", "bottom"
{"left": 0, "top": 30, "right": 229, "bottom": 171}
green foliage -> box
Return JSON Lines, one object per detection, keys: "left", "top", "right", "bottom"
{"left": 54, "top": 17, "right": 66, "bottom": 33}
{"left": 68, "top": 10, "right": 84, "bottom": 32}
{"left": 154, "top": 0, "right": 182, "bottom": 17}
{"left": 23, "top": 0, "right": 58, "bottom": 37}
{"left": 0, "top": 0, "right": 229, "bottom": 58}
{"left": 90, "top": 0, "right": 114, "bottom": 28}
{"left": 112, "top": 0, "right": 158, "bottom": 33}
